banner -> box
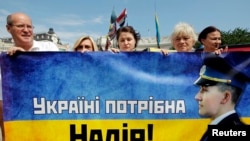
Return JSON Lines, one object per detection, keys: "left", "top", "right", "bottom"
{"left": 0, "top": 52, "right": 250, "bottom": 141}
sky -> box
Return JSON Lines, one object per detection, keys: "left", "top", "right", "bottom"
{"left": 0, "top": 0, "right": 250, "bottom": 47}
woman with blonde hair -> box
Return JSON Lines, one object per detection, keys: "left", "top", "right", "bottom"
{"left": 73, "top": 36, "right": 98, "bottom": 52}
{"left": 170, "top": 22, "right": 197, "bottom": 52}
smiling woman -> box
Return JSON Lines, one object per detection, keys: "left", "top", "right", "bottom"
{"left": 198, "top": 26, "right": 222, "bottom": 52}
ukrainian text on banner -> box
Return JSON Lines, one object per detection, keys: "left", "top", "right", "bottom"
{"left": 0, "top": 52, "right": 250, "bottom": 141}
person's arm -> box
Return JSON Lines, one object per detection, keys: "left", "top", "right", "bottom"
{"left": 0, "top": 100, "right": 4, "bottom": 140}
{"left": 7, "top": 46, "right": 26, "bottom": 56}
{"left": 108, "top": 47, "right": 120, "bottom": 53}
{"left": 0, "top": 69, "right": 3, "bottom": 139}
{"left": 214, "top": 45, "right": 228, "bottom": 55}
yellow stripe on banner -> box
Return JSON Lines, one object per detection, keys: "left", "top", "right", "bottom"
{"left": 4, "top": 118, "right": 250, "bottom": 141}
{"left": 242, "top": 117, "right": 250, "bottom": 124}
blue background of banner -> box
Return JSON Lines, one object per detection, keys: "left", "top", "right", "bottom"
{"left": 1, "top": 52, "right": 250, "bottom": 121}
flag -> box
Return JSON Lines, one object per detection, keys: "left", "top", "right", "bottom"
{"left": 116, "top": 8, "right": 127, "bottom": 27}
{"left": 105, "top": 8, "right": 117, "bottom": 50}
{"left": 155, "top": 14, "right": 160, "bottom": 48}
{"left": 110, "top": 8, "right": 117, "bottom": 24}
{"left": 108, "top": 22, "right": 116, "bottom": 40}
{"left": 107, "top": 8, "right": 117, "bottom": 41}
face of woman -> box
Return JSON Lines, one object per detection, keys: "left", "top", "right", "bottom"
{"left": 202, "top": 31, "right": 221, "bottom": 52}
{"left": 75, "top": 39, "right": 94, "bottom": 52}
{"left": 173, "top": 34, "right": 195, "bottom": 52}
{"left": 118, "top": 32, "right": 136, "bottom": 52}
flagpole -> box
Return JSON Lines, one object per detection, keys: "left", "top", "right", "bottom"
{"left": 154, "top": 0, "right": 160, "bottom": 48}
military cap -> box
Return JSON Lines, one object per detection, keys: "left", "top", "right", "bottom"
{"left": 194, "top": 53, "right": 250, "bottom": 90}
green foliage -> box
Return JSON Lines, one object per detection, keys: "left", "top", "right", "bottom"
{"left": 221, "top": 27, "right": 250, "bottom": 45}
{"left": 193, "top": 41, "right": 202, "bottom": 49}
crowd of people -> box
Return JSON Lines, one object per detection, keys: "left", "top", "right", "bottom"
{"left": 0, "top": 12, "right": 248, "bottom": 141}
{"left": 72, "top": 21, "right": 226, "bottom": 56}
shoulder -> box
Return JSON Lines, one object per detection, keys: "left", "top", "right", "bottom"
{"left": 33, "top": 40, "right": 59, "bottom": 51}
{"left": 219, "top": 113, "right": 245, "bottom": 125}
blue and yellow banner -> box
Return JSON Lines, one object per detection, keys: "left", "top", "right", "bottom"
{"left": 0, "top": 52, "right": 250, "bottom": 141}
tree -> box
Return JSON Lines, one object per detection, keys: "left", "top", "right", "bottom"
{"left": 221, "top": 27, "right": 250, "bottom": 45}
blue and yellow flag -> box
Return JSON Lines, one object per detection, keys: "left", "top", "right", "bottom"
{"left": 155, "top": 14, "right": 160, "bottom": 48}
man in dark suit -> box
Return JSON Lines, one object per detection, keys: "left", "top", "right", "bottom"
{"left": 193, "top": 53, "right": 250, "bottom": 140}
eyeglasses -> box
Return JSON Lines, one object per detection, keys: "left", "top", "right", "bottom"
{"left": 10, "top": 24, "right": 34, "bottom": 30}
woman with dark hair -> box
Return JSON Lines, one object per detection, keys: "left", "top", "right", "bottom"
{"left": 110, "top": 26, "right": 168, "bottom": 55}
{"left": 198, "top": 26, "right": 227, "bottom": 53}
{"left": 110, "top": 26, "right": 140, "bottom": 52}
